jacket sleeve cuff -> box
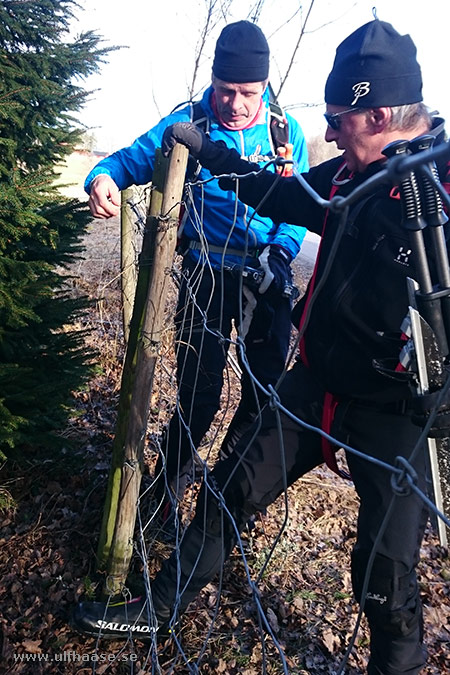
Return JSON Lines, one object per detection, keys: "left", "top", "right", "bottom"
{"left": 84, "top": 167, "right": 113, "bottom": 194}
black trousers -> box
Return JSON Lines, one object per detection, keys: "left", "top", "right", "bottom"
{"left": 154, "top": 253, "right": 293, "bottom": 498}
{"left": 152, "top": 360, "right": 429, "bottom": 674}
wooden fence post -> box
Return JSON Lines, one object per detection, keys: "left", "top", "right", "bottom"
{"left": 120, "top": 187, "right": 137, "bottom": 344}
{"left": 96, "top": 145, "right": 188, "bottom": 595}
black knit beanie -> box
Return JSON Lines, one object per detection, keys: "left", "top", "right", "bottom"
{"left": 212, "top": 21, "right": 269, "bottom": 84}
{"left": 325, "top": 20, "right": 423, "bottom": 107}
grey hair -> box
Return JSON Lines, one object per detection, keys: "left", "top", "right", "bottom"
{"left": 386, "top": 102, "right": 432, "bottom": 132}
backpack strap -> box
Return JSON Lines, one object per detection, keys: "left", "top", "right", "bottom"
{"left": 191, "top": 100, "right": 210, "bottom": 133}
{"left": 269, "top": 100, "right": 290, "bottom": 150}
{"left": 179, "top": 100, "right": 209, "bottom": 183}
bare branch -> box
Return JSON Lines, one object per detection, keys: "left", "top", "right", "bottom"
{"left": 283, "top": 101, "right": 323, "bottom": 111}
{"left": 188, "top": 0, "right": 235, "bottom": 99}
{"left": 246, "top": 0, "right": 265, "bottom": 23}
{"left": 304, "top": 1, "right": 360, "bottom": 34}
{"left": 275, "top": 0, "right": 316, "bottom": 101}
{"left": 267, "top": 4, "right": 304, "bottom": 40}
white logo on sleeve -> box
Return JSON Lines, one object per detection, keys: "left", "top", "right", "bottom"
{"left": 351, "top": 82, "right": 371, "bottom": 105}
{"left": 395, "top": 246, "right": 412, "bottom": 266}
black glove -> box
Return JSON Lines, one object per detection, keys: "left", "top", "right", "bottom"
{"left": 162, "top": 122, "right": 252, "bottom": 177}
{"left": 257, "top": 244, "right": 292, "bottom": 296}
{"left": 162, "top": 122, "right": 206, "bottom": 158}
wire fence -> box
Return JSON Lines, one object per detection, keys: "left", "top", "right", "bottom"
{"left": 83, "top": 142, "right": 450, "bottom": 674}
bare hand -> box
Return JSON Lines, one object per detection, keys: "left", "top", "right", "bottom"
{"left": 88, "top": 174, "right": 121, "bottom": 218}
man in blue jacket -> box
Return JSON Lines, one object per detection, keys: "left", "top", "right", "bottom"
{"left": 85, "top": 21, "right": 308, "bottom": 523}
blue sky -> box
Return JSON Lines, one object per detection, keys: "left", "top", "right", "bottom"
{"left": 72, "top": 0, "right": 450, "bottom": 152}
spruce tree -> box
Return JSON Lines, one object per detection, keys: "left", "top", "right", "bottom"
{"left": 0, "top": 0, "right": 113, "bottom": 457}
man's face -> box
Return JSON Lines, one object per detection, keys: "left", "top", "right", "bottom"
{"left": 324, "top": 105, "right": 375, "bottom": 173}
{"left": 212, "top": 77, "right": 266, "bottom": 129}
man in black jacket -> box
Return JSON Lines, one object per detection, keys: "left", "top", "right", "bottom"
{"left": 73, "top": 19, "right": 449, "bottom": 674}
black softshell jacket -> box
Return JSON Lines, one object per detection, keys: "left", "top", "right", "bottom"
{"left": 213, "top": 144, "right": 450, "bottom": 402}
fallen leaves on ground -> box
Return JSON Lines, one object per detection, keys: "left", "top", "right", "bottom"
{"left": 1, "top": 229, "right": 449, "bottom": 674}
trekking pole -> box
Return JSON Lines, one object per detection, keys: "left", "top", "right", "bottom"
{"left": 382, "top": 139, "right": 449, "bottom": 356}
{"left": 409, "top": 135, "right": 450, "bottom": 344}
{"left": 408, "top": 136, "right": 450, "bottom": 546}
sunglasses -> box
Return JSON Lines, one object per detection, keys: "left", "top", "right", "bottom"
{"left": 324, "top": 107, "right": 363, "bottom": 130}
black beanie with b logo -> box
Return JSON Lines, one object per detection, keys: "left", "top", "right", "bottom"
{"left": 212, "top": 21, "right": 270, "bottom": 84}
{"left": 325, "top": 20, "right": 423, "bottom": 108}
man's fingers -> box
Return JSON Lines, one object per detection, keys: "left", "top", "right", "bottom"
{"left": 88, "top": 194, "right": 120, "bottom": 219}
{"left": 109, "top": 193, "right": 121, "bottom": 207}
{"left": 88, "top": 175, "right": 121, "bottom": 218}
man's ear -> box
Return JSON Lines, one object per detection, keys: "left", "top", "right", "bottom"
{"left": 369, "top": 107, "right": 392, "bottom": 132}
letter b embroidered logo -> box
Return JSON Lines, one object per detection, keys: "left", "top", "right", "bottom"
{"left": 351, "top": 82, "right": 370, "bottom": 106}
